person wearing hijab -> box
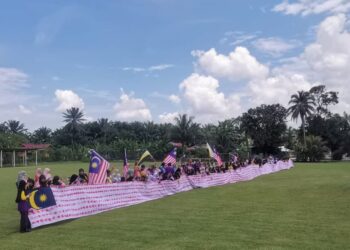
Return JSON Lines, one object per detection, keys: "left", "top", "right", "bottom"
{"left": 43, "top": 168, "right": 52, "bottom": 185}
{"left": 52, "top": 176, "right": 66, "bottom": 187}
{"left": 78, "top": 168, "right": 89, "bottom": 184}
{"left": 15, "top": 180, "right": 31, "bottom": 232}
{"left": 39, "top": 174, "right": 47, "bottom": 188}
{"left": 16, "top": 171, "right": 27, "bottom": 188}
{"left": 34, "top": 168, "right": 42, "bottom": 188}
{"left": 69, "top": 174, "right": 80, "bottom": 185}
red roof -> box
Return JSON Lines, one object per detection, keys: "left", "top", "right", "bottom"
{"left": 21, "top": 144, "right": 51, "bottom": 150}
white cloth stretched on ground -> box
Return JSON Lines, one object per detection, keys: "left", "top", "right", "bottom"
{"left": 28, "top": 160, "right": 294, "bottom": 228}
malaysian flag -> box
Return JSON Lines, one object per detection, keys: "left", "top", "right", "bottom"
{"left": 163, "top": 148, "right": 177, "bottom": 165}
{"left": 206, "top": 143, "right": 223, "bottom": 166}
{"left": 231, "top": 153, "right": 238, "bottom": 163}
{"left": 123, "top": 148, "right": 128, "bottom": 178}
{"left": 88, "top": 150, "right": 110, "bottom": 184}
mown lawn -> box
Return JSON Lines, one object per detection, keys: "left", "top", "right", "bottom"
{"left": 0, "top": 161, "right": 349, "bottom": 249}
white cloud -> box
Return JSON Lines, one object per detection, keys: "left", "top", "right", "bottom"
{"left": 18, "top": 105, "right": 32, "bottom": 115}
{"left": 171, "top": 14, "right": 350, "bottom": 123}
{"left": 300, "top": 14, "right": 350, "bottom": 113}
{"left": 248, "top": 73, "right": 313, "bottom": 106}
{"left": 148, "top": 64, "right": 174, "bottom": 71}
{"left": 55, "top": 89, "right": 85, "bottom": 112}
{"left": 0, "top": 68, "right": 29, "bottom": 107}
{"left": 0, "top": 67, "right": 28, "bottom": 91}
{"left": 273, "top": 0, "right": 350, "bottom": 16}
{"left": 113, "top": 91, "right": 152, "bottom": 121}
{"left": 192, "top": 47, "right": 269, "bottom": 81}
{"left": 158, "top": 112, "right": 179, "bottom": 124}
{"left": 179, "top": 73, "right": 242, "bottom": 122}
{"left": 249, "top": 14, "right": 350, "bottom": 113}
{"left": 220, "top": 31, "right": 259, "bottom": 46}
{"left": 168, "top": 94, "right": 181, "bottom": 104}
{"left": 122, "top": 64, "right": 174, "bottom": 73}
{"left": 122, "top": 67, "right": 145, "bottom": 72}
{"left": 252, "top": 37, "right": 301, "bottom": 56}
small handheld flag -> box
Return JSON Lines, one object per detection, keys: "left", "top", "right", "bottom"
{"left": 163, "top": 148, "right": 177, "bottom": 165}
{"left": 137, "top": 150, "right": 153, "bottom": 165}
{"left": 206, "top": 143, "right": 223, "bottom": 166}
{"left": 88, "top": 150, "right": 110, "bottom": 184}
{"left": 123, "top": 148, "right": 129, "bottom": 178}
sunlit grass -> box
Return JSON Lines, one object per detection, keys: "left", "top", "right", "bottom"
{"left": 1, "top": 161, "right": 350, "bottom": 249}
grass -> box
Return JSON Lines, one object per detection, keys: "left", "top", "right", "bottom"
{"left": 0, "top": 161, "right": 350, "bottom": 249}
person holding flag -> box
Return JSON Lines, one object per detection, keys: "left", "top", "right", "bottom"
{"left": 163, "top": 148, "right": 177, "bottom": 165}
{"left": 88, "top": 150, "right": 110, "bottom": 185}
{"left": 123, "top": 149, "right": 129, "bottom": 179}
{"left": 206, "top": 143, "right": 223, "bottom": 167}
{"left": 137, "top": 150, "right": 154, "bottom": 165}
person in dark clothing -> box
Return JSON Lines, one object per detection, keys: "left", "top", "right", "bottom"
{"left": 39, "top": 174, "right": 47, "bottom": 187}
{"left": 26, "top": 178, "right": 35, "bottom": 191}
{"left": 69, "top": 174, "right": 79, "bottom": 185}
{"left": 78, "top": 168, "right": 89, "bottom": 183}
{"left": 15, "top": 180, "right": 31, "bottom": 233}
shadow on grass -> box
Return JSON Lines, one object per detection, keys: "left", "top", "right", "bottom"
{"left": 5, "top": 218, "right": 78, "bottom": 236}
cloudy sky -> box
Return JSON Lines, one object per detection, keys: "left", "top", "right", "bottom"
{"left": 1, "top": 0, "right": 350, "bottom": 130}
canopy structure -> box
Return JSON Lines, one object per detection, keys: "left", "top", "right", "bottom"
{"left": 0, "top": 143, "right": 50, "bottom": 167}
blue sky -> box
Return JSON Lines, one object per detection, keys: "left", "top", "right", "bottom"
{"left": 1, "top": 0, "right": 350, "bottom": 130}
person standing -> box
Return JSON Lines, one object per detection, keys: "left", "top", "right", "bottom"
{"left": 15, "top": 180, "right": 31, "bottom": 233}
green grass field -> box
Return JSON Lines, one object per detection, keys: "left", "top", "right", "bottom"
{"left": 1, "top": 161, "right": 350, "bottom": 249}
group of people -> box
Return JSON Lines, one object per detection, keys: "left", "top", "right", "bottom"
{"left": 15, "top": 167, "right": 89, "bottom": 233}
{"left": 15, "top": 155, "right": 287, "bottom": 233}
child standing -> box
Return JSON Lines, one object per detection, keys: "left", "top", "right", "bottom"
{"left": 15, "top": 180, "right": 31, "bottom": 233}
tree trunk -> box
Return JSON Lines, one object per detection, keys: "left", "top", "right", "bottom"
{"left": 301, "top": 116, "right": 306, "bottom": 147}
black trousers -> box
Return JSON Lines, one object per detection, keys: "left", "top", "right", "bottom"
{"left": 20, "top": 212, "right": 31, "bottom": 232}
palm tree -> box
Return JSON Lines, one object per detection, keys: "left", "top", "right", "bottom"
{"left": 287, "top": 91, "right": 315, "bottom": 146}
{"left": 97, "top": 118, "right": 109, "bottom": 144}
{"left": 171, "top": 114, "right": 200, "bottom": 153}
{"left": 0, "top": 122, "right": 8, "bottom": 133}
{"left": 32, "top": 127, "right": 52, "bottom": 143}
{"left": 63, "top": 107, "right": 85, "bottom": 146}
{"left": 5, "top": 120, "right": 27, "bottom": 134}
{"left": 344, "top": 112, "right": 350, "bottom": 126}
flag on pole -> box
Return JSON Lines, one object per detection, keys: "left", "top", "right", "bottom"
{"left": 231, "top": 153, "right": 238, "bottom": 163}
{"left": 88, "top": 150, "right": 110, "bottom": 185}
{"left": 163, "top": 148, "right": 177, "bottom": 165}
{"left": 137, "top": 150, "right": 153, "bottom": 165}
{"left": 123, "top": 148, "right": 129, "bottom": 178}
{"left": 206, "top": 143, "right": 223, "bottom": 166}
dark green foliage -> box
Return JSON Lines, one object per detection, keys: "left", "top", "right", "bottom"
{"left": 306, "top": 114, "right": 350, "bottom": 160}
{"left": 4, "top": 120, "right": 27, "bottom": 134}
{"left": 241, "top": 104, "right": 287, "bottom": 154}
{"left": 170, "top": 114, "right": 202, "bottom": 150}
{"left": 295, "top": 135, "right": 328, "bottom": 162}
{"left": 30, "top": 127, "right": 52, "bottom": 144}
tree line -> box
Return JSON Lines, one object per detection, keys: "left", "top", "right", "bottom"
{"left": 0, "top": 85, "right": 349, "bottom": 164}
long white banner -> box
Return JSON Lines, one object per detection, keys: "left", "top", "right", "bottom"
{"left": 28, "top": 160, "right": 294, "bottom": 228}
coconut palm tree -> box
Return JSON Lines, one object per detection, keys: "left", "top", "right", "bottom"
{"left": 63, "top": 107, "right": 85, "bottom": 146}
{"left": 5, "top": 120, "right": 27, "bottom": 134}
{"left": 287, "top": 91, "right": 315, "bottom": 146}
{"left": 32, "top": 127, "right": 52, "bottom": 143}
{"left": 171, "top": 114, "right": 200, "bottom": 153}
{"left": 97, "top": 118, "right": 109, "bottom": 144}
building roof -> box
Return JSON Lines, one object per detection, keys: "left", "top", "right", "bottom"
{"left": 21, "top": 144, "right": 51, "bottom": 150}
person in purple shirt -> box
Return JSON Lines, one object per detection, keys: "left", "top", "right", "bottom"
{"left": 15, "top": 180, "right": 31, "bottom": 233}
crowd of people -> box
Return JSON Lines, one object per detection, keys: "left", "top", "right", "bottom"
{"left": 15, "top": 155, "right": 288, "bottom": 233}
